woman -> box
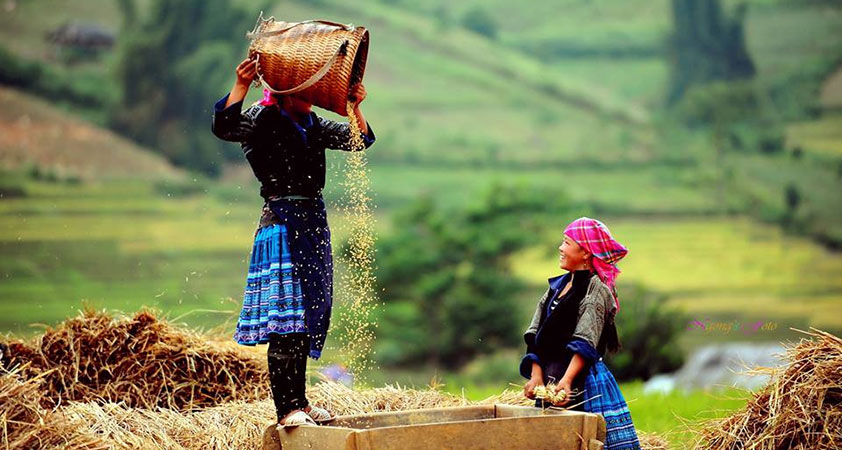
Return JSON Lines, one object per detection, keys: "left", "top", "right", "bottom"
{"left": 520, "top": 217, "right": 641, "bottom": 450}
{"left": 212, "top": 57, "right": 375, "bottom": 429}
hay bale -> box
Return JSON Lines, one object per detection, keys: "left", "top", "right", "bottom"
{"left": 638, "top": 432, "right": 670, "bottom": 449}
{"left": 307, "top": 379, "right": 469, "bottom": 416}
{"left": 2, "top": 307, "right": 268, "bottom": 411}
{"left": 0, "top": 365, "right": 105, "bottom": 449}
{"left": 60, "top": 399, "right": 277, "bottom": 450}
{"left": 695, "top": 328, "right": 842, "bottom": 449}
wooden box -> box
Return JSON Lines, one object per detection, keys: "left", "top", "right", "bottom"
{"left": 262, "top": 404, "right": 606, "bottom": 450}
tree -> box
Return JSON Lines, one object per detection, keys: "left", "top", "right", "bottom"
{"left": 607, "top": 284, "right": 687, "bottom": 381}
{"left": 111, "top": 0, "right": 268, "bottom": 175}
{"left": 374, "top": 184, "right": 581, "bottom": 368}
{"left": 461, "top": 6, "right": 498, "bottom": 40}
{"left": 667, "top": 0, "right": 755, "bottom": 104}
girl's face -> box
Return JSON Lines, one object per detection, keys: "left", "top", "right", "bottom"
{"left": 558, "top": 235, "right": 590, "bottom": 271}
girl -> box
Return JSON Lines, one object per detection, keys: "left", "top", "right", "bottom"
{"left": 212, "top": 57, "right": 375, "bottom": 429}
{"left": 521, "top": 217, "right": 641, "bottom": 450}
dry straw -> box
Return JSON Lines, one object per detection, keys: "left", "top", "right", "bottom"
{"left": 532, "top": 383, "right": 569, "bottom": 405}
{"left": 2, "top": 307, "right": 268, "bottom": 411}
{"left": 694, "top": 328, "right": 842, "bottom": 449}
{"left": 2, "top": 309, "right": 677, "bottom": 449}
{"left": 0, "top": 365, "right": 105, "bottom": 449}
{"left": 638, "top": 432, "right": 670, "bottom": 450}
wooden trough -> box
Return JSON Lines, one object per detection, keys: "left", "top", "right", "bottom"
{"left": 262, "top": 404, "right": 606, "bottom": 450}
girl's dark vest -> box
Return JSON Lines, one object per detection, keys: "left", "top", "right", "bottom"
{"left": 246, "top": 105, "right": 326, "bottom": 199}
{"left": 528, "top": 275, "right": 619, "bottom": 367}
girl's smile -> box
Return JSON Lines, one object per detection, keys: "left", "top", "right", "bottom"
{"left": 558, "top": 236, "right": 590, "bottom": 271}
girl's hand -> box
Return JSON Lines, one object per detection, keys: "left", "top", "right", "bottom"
{"left": 523, "top": 376, "right": 544, "bottom": 400}
{"left": 349, "top": 83, "right": 367, "bottom": 106}
{"left": 553, "top": 378, "right": 573, "bottom": 407}
{"left": 224, "top": 57, "right": 258, "bottom": 108}
{"left": 235, "top": 57, "right": 258, "bottom": 87}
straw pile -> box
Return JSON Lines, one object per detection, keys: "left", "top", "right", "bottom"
{"left": 58, "top": 398, "right": 277, "bottom": 449}
{"left": 0, "top": 365, "right": 105, "bottom": 449}
{"left": 2, "top": 307, "right": 268, "bottom": 411}
{"left": 638, "top": 432, "right": 670, "bottom": 450}
{"left": 308, "top": 378, "right": 469, "bottom": 415}
{"left": 695, "top": 328, "right": 842, "bottom": 449}
{"left": 1, "top": 308, "right": 671, "bottom": 449}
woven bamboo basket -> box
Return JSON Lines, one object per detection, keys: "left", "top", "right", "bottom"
{"left": 247, "top": 14, "right": 369, "bottom": 116}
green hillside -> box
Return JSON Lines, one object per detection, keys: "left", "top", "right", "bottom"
{"left": 1, "top": 0, "right": 841, "bottom": 375}
{"left": 3, "top": 3, "right": 841, "bottom": 448}
{"left": 0, "top": 87, "right": 183, "bottom": 180}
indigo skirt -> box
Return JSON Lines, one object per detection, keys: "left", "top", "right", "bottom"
{"left": 233, "top": 224, "right": 307, "bottom": 346}
{"left": 583, "top": 360, "right": 641, "bottom": 450}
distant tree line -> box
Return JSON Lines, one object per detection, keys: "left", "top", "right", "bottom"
{"left": 111, "top": 0, "right": 269, "bottom": 176}
{"left": 371, "top": 183, "right": 687, "bottom": 380}
{"left": 667, "top": 0, "right": 755, "bottom": 104}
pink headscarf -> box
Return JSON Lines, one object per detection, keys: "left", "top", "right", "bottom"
{"left": 259, "top": 88, "right": 278, "bottom": 106}
{"left": 563, "top": 217, "right": 628, "bottom": 311}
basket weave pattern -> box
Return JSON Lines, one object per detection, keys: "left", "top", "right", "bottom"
{"left": 249, "top": 19, "right": 369, "bottom": 116}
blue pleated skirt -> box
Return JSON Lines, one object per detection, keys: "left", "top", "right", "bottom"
{"left": 233, "top": 224, "right": 307, "bottom": 345}
{"left": 583, "top": 360, "right": 641, "bottom": 450}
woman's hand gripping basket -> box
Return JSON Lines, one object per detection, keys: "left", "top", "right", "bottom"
{"left": 247, "top": 13, "right": 369, "bottom": 116}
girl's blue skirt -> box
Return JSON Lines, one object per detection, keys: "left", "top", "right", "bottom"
{"left": 583, "top": 360, "right": 641, "bottom": 450}
{"left": 233, "top": 224, "right": 307, "bottom": 345}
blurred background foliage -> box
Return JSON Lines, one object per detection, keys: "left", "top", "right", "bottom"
{"left": 1, "top": 4, "right": 841, "bottom": 444}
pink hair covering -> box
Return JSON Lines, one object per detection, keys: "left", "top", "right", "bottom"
{"left": 259, "top": 88, "right": 278, "bottom": 106}
{"left": 564, "top": 217, "right": 628, "bottom": 311}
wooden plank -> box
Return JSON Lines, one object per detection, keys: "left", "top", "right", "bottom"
{"left": 277, "top": 425, "right": 356, "bottom": 450}
{"left": 596, "top": 413, "right": 607, "bottom": 443}
{"left": 581, "top": 415, "right": 598, "bottom": 450}
{"left": 495, "top": 405, "right": 605, "bottom": 448}
{"left": 261, "top": 425, "right": 281, "bottom": 450}
{"left": 330, "top": 405, "right": 495, "bottom": 429}
{"left": 353, "top": 415, "right": 590, "bottom": 450}
{"left": 493, "top": 404, "right": 572, "bottom": 418}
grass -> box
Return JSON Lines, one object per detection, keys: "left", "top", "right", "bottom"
{"left": 4, "top": 163, "right": 841, "bottom": 340}
{"left": 726, "top": 152, "right": 842, "bottom": 245}
{"left": 0, "top": 181, "right": 251, "bottom": 335}
{"left": 365, "top": 163, "right": 721, "bottom": 214}
{"left": 786, "top": 112, "right": 842, "bottom": 160}
{"left": 620, "top": 380, "right": 752, "bottom": 448}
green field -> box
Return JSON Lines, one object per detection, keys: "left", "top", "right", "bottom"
{"left": 4, "top": 173, "right": 839, "bottom": 345}
{"left": 786, "top": 112, "right": 842, "bottom": 160}
{"left": 3, "top": 1, "right": 842, "bottom": 447}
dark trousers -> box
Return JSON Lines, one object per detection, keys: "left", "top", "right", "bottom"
{"left": 267, "top": 332, "right": 310, "bottom": 421}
